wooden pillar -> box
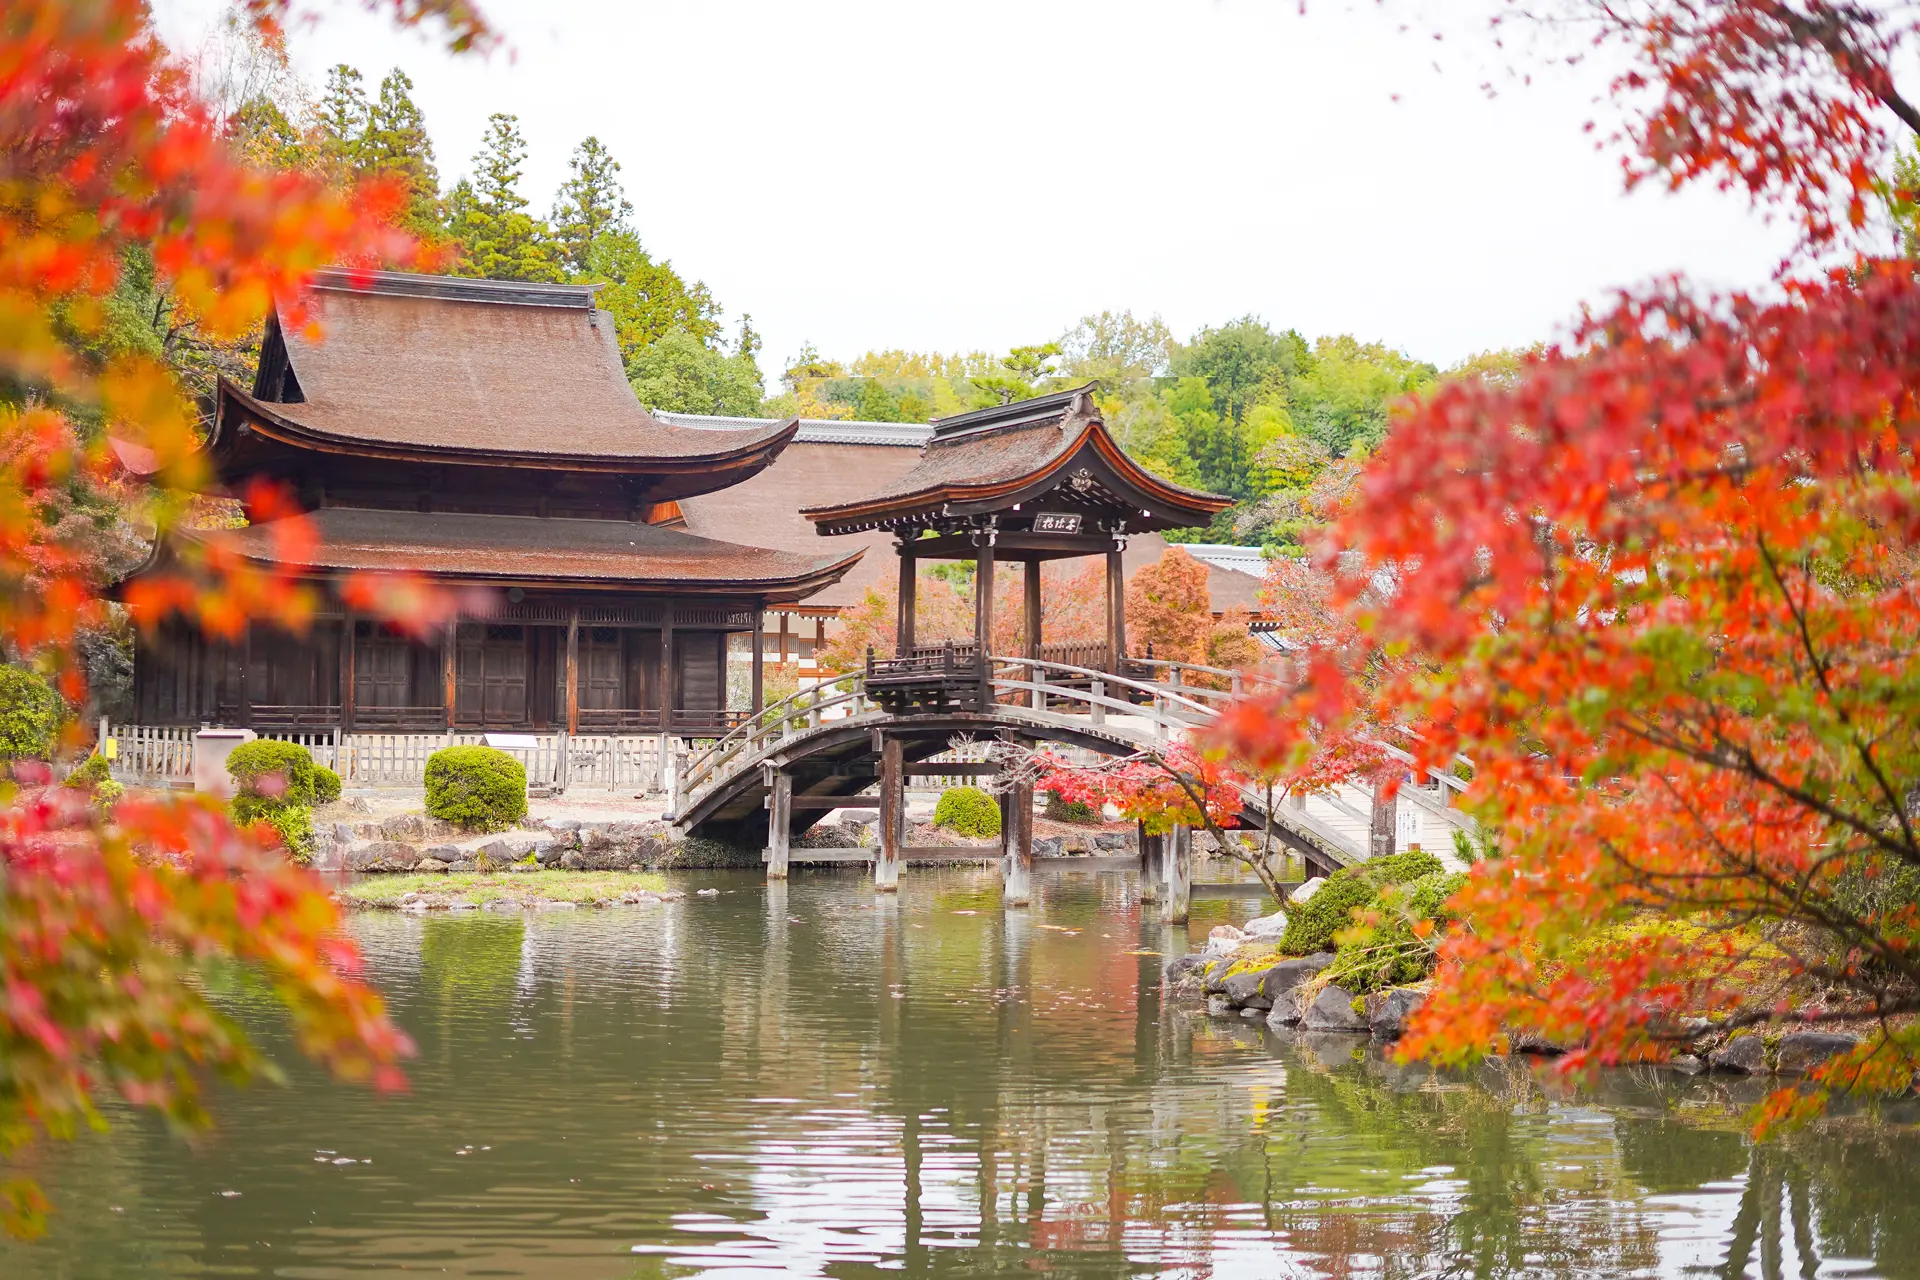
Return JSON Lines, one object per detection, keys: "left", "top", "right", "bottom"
{"left": 898, "top": 551, "right": 917, "bottom": 654}
{"left": 238, "top": 621, "right": 252, "bottom": 727}
{"left": 1370, "top": 787, "right": 1398, "bottom": 860}
{"left": 766, "top": 769, "right": 792, "bottom": 880}
{"left": 1161, "top": 824, "right": 1192, "bottom": 924}
{"left": 1004, "top": 779, "right": 1032, "bottom": 907}
{"left": 975, "top": 530, "right": 996, "bottom": 708}
{"left": 1023, "top": 561, "right": 1042, "bottom": 660}
{"left": 751, "top": 607, "right": 765, "bottom": 716}
{"left": 778, "top": 612, "right": 789, "bottom": 666}
{"left": 1138, "top": 822, "right": 1160, "bottom": 904}
{"left": 876, "top": 734, "right": 902, "bottom": 892}
{"left": 660, "top": 602, "right": 676, "bottom": 732}
{"left": 340, "top": 610, "right": 357, "bottom": 732}
{"left": 1106, "top": 547, "right": 1127, "bottom": 673}
{"left": 564, "top": 608, "right": 580, "bottom": 736}
{"left": 442, "top": 620, "right": 459, "bottom": 729}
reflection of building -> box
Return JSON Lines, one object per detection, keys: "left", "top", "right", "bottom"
{"left": 124, "top": 271, "right": 859, "bottom": 733}
{"left": 660, "top": 411, "right": 1274, "bottom": 673}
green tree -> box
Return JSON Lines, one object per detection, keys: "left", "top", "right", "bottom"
{"left": 314, "top": 63, "right": 368, "bottom": 180}
{"left": 628, "top": 326, "right": 764, "bottom": 416}
{"left": 450, "top": 112, "right": 565, "bottom": 283}
{"left": 1170, "top": 317, "right": 1308, "bottom": 426}
{"left": 552, "top": 136, "right": 633, "bottom": 274}
{"left": 360, "top": 69, "right": 442, "bottom": 239}
{"left": 969, "top": 341, "right": 1061, "bottom": 406}
{"left": 580, "top": 228, "right": 722, "bottom": 362}
{"left": 1289, "top": 335, "right": 1436, "bottom": 458}
{"left": 1058, "top": 309, "right": 1173, "bottom": 384}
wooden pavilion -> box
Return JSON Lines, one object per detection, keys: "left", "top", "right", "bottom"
{"left": 802, "top": 386, "right": 1232, "bottom": 709}
{"left": 126, "top": 270, "right": 861, "bottom": 737}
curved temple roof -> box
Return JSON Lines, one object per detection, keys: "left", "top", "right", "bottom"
{"left": 212, "top": 269, "right": 795, "bottom": 483}
{"left": 181, "top": 508, "right": 863, "bottom": 605}
{"left": 801, "top": 385, "right": 1231, "bottom": 535}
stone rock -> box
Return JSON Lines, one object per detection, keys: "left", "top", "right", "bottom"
{"left": 380, "top": 813, "right": 427, "bottom": 841}
{"left": 1667, "top": 1054, "right": 1707, "bottom": 1076}
{"left": 414, "top": 858, "right": 450, "bottom": 874}
{"left": 446, "top": 859, "right": 476, "bottom": 873}
{"left": 365, "top": 856, "right": 416, "bottom": 874}
{"left": 1366, "top": 987, "right": 1425, "bottom": 1040}
{"left": 1206, "top": 995, "right": 1234, "bottom": 1018}
{"left": 421, "top": 844, "right": 462, "bottom": 861}
{"left": 547, "top": 818, "right": 582, "bottom": 832}
{"left": 1267, "top": 984, "right": 1314, "bottom": 1028}
{"left": 1259, "top": 955, "right": 1336, "bottom": 1024}
{"left": 838, "top": 808, "right": 879, "bottom": 824}
{"left": 333, "top": 823, "right": 357, "bottom": 846}
{"left": 478, "top": 839, "right": 513, "bottom": 862}
{"left": 1509, "top": 1029, "right": 1575, "bottom": 1056}
{"left": 657, "top": 889, "right": 687, "bottom": 902}
{"left": 1094, "top": 832, "right": 1128, "bottom": 852}
{"left": 344, "top": 840, "right": 416, "bottom": 872}
{"left": 343, "top": 796, "right": 373, "bottom": 814}
{"left": 504, "top": 860, "right": 538, "bottom": 874}
{"left": 1242, "top": 912, "right": 1288, "bottom": 940}
{"left": 1709, "top": 1034, "right": 1768, "bottom": 1074}
{"left": 1288, "top": 877, "right": 1327, "bottom": 906}
{"left": 1201, "top": 958, "right": 1235, "bottom": 995}
{"left": 1302, "top": 984, "right": 1369, "bottom": 1032}
{"left": 1776, "top": 1031, "right": 1858, "bottom": 1075}
{"left": 1203, "top": 925, "right": 1247, "bottom": 958}
{"left": 1061, "top": 833, "right": 1094, "bottom": 854}
{"left": 696, "top": 887, "right": 720, "bottom": 896}
{"left": 1222, "top": 963, "right": 1278, "bottom": 1011}
{"left": 534, "top": 839, "right": 566, "bottom": 864}
{"left": 1034, "top": 836, "right": 1065, "bottom": 858}
{"left": 559, "top": 850, "right": 587, "bottom": 871}
{"left": 1163, "top": 954, "right": 1209, "bottom": 986}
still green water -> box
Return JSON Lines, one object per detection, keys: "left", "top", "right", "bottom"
{"left": 6, "top": 866, "right": 1920, "bottom": 1278}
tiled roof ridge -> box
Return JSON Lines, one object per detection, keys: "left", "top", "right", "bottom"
{"left": 307, "top": 268, "right": 599, "bottom": 309}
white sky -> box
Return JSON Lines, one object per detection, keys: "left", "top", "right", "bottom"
{"left": 151, "top": 0, "right": 1797, "bottom": 375}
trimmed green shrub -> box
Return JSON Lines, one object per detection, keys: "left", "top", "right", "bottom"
{"left": 1043, "top": 789, "right": 1100, "bottom": 824}
{"left": 312, "top": 763, "right": 342, "bottom": 805}
{"left": 1322, "top": 870, "right": 1470, "bottom": 993}
{"left": 91, "top": 778, "right": 125, "bottom": 812}
{"left": 934, "top": 786, "right": 1002, "bottom": 838}
{"left": 1278, "top": 871, "right": 1376, "bottom": 956}
{"left": 1360, "top": 849, "right": 1445, "bottom": 889}
{"left": 238, "top": 799, "right": 315, "bottom": 863}
{"left": 425, "top": 745, "right": 527, "bottom": 832}
{"left": 226, "top": 739, "right": 323, "bottom": 804}
{"left": 0, "top": 664, "right": 64, "bottom": 761}
{"left": 63, "top": 753, "right": 113, "bottom": 791}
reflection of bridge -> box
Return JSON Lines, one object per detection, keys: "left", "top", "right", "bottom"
{"left": 673, "top": 652, "right": 1475, "bottom": 919}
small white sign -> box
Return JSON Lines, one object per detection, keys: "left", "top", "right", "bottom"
{"left": 483, "top": 733, "right": 539, "bottom": 752}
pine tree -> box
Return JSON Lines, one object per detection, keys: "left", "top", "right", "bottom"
{"left": 451, "top": 112, "right": 564, "bottom": 283}
{"left": 579, "top": 228, "right": 721, "bottom": 360}
{"left": 552, "top": 136, "right": 633, "bottom": 274}
{"left": 315, "top": 64, "right": 368, "bottom": 181}
{"left": 360, "top": 69, "right": 442, "bottom": 238}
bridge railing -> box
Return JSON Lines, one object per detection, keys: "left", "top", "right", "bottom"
{"left": 678, "top": 671, "right": 874, "bottom": 812}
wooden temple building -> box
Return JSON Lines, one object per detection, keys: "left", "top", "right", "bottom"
{"left": 802, "top": 387, "right": 1233, "bottom": 709}
{"left": 125, "top": 270, "right": 860, "bottom": 736}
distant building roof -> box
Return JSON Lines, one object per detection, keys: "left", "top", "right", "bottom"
{"left": 1173, "top": 542, "right": 1271, "bottom": 577}
{"left": 801, "top": 386, "right": 1232, "bottom": 536}
{"left": 655, "top": 411, "right": 931, "bottom": 448}
{"left": 211, "top": 270, "right": 795, "bottom": 490}
{"left": 178, "top": 507, "right": 861, "bottom": 603}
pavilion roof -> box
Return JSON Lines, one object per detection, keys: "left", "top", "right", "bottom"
{"left": 211, "top": 269, "right": 795, "bottom": 480}
{"left": 177, "top": 507, "right": 862, "bottom": 604}
{"left": 799, "top": 386, "right": 1231, "bottom": 536}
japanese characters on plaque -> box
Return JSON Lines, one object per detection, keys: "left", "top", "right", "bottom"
{"left": 1031, "top": 512, "right": 1083, "bottom": 534}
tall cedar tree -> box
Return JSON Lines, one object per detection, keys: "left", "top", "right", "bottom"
{"left": 315, "top": 63, "right": 369, "bottom": 182}
{"left": 451, "top": 112, "right": 564, "bottom": 283}
{"left": 1216, "top": 0, "right": 1920, "bottom": 1130}
{"left": 361, "top": 69, "right": 443, "bottom": 241}
{"left": 0, "top": 0, "right": 492, "bottom": 1237}
{"left": 552, "top": 136, "right": 633, "bottom": 275}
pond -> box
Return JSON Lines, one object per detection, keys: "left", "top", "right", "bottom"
{"left": 5, "top": 866, "right": 1919, "bottom": 1278}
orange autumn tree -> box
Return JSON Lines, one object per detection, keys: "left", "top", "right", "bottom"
{"left": 1218, "top": 1, "right": 1920, "bottom": 1126}
{"left": 0, "top": 0, "right": 490, "bottom": 1237}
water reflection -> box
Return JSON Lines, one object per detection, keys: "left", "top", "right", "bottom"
{"left": 3, "top": 867, "right": 1917, "bottom": 1278}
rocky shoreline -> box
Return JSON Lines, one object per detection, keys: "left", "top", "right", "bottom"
{"left": 1168, "top": 929, "right": 1870, "bottom": 1080}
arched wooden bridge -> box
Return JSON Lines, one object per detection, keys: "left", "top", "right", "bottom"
{"left": 671, "top": 653, "right": 1474, "bottom": 918}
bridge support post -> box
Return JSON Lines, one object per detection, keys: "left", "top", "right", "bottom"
{"left": 766, "top": 769, "right": 791, "bottom": 880}
{"left": 876, "top": 735, "right": 902, "bottom": 892}
{"left": 1161, "top": 824, "right": 1191, "bottom": 925}
{"left": 1138, "top": 822, "right": 1160, "bottom": 904}
{"left": 1003, "top": 780, "right": 1032, "bottom": 907}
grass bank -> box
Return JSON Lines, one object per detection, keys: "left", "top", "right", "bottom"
{"left": 342, "top": 869, "right": 670, "bottom": 910}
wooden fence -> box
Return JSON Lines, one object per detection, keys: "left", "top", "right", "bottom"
{"left": 103, "top": 724, "right": 676, "bottom": 793}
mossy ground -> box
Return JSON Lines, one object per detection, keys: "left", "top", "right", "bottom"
{"left": 342, "top": 869, "right": 667, "bottom": 909}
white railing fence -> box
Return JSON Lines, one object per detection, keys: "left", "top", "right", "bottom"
{"left": 102, "top": 723, "right": 682, "bottom": 793}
